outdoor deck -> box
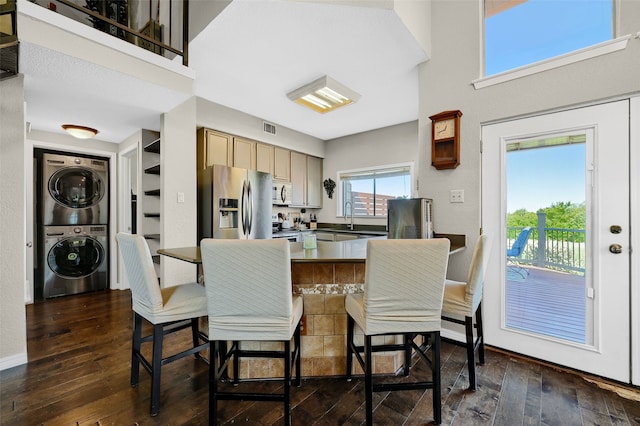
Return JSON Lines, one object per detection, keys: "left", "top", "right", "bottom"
{"left": 506, "top": 266, "right": 586, "bottom": 343}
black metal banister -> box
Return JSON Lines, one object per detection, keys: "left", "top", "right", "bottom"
{"left": 52, "top": 0, "right": 188, "bottom": 65}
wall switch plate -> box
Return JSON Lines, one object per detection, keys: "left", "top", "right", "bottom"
{"left": 450, "top": 189, "right": 464, "bottom": 203}
{"left": 177, "top": 192, "right": 185, "bottom": 203}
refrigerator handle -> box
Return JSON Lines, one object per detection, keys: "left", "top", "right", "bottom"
{"left": 247, "top": 181, "right": 253, "bottom": 235}
{"left": 241, "top": 180, "right": 247, "bottom": 236}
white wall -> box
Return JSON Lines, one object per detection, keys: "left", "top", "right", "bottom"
{"left": 160, "top": 97, "right": 199, "bottom": 286}
{"left": 320, "top": 121, "right": 418, "bottom": 227}
{"left": 419, "top": 0, "right": 640, "bottom": 282}
{"left": 0, "top": 75, "right": 28, "bottom": 369}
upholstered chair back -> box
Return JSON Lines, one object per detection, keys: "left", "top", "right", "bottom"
{"left": 362, "top": 238, "right": 450, "bottom": 334}
{"left": 200, "top": 238, "right": 294, "bottom": 341}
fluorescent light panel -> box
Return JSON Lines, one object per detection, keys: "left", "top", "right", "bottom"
{"left": 287, "top": 76, "right": 360, "bottom": 114}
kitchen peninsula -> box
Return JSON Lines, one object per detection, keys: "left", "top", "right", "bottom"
{"left": 158, "top": 235, "right": 465, "bottom": 378}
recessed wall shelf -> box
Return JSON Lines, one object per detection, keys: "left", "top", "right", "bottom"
{"left": 144, "top": 164, "right": 160, "bottom": 175}
{"left": 140, "top": 129, "right": 161, "bottom": 280}
{"left": 143, "top": 138, "right": 161, "bottom": 153}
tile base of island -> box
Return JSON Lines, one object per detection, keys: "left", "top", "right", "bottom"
{"left": 188, "top": 238, "right": 465, "bottom": 379}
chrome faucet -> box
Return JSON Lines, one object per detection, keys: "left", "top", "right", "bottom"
{"left": 345, "top": 199, "right": 354, "bottom": 230}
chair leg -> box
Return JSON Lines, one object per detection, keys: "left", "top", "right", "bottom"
{"left": 150, "top": 323, "right": 164, "bottom": 416}
{"left": 476, "top": 304, "right": 485, "bottom": 365}
{"left": 432, "top": 332, "right": 442, "bottom": 425}
{"left": 190, "top": 318, "right": 203, "bottom": 360}
{"left": 294, "top": 322, "right": 302, "bottom": 387}
{"left": 284, "top": 339, "right": 292, "bottom": 426}
{"left": 364, "top": 334, "right": 373, "bottom": 426}
{"left": 464, "top": 315, "right": 477, "bottom": 391}
{"left": 131, "top": 313, "right": 142, "bottom": 388}
{"left": 210, "top": 341, "right": 219, "bottom": 426}
{"left": 232, "top": 341, "right": 240, "bottom": 385}
{"left": 346, "top": 315, "right": 355, "bottom": 380}
{"left": 403, "top": 334, "right": 412, "bottom": 376}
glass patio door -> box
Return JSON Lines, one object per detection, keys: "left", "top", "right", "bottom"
{"left": 481, "top": 100, "right": 630, "bottom": 383}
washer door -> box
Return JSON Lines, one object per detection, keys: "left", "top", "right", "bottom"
{"left": 48, "top": 166, "right": 105, "bottom": 209}
{"left": 47, "top": 236, "right": 105, "bottom": 279}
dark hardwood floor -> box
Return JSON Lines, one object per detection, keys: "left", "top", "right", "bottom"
{"left": 1, "top": 290, "right": 639, "bottom": 425}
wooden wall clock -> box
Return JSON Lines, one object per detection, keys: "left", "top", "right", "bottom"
{"left": 429, "top": 110, "right": 462, "bottom": 170}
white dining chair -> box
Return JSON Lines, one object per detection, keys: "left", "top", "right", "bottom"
{"left": 345, "top": 238, "right": 450, "bottom": 425}
{"left": 441, "top": 233, "right": 492, "bottom": 390}
{"left": 200, "top": 238, "right": 303, "bottom": 426}
{"left": 116, "top": 232, "right": 209, "bottom": 416}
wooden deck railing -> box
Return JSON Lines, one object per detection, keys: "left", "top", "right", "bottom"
{"left": 508, "top": 212, "right": 586, "bottom": 274}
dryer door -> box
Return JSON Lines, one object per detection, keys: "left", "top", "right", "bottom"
{"left": 47, "top": 236, "right": 105, "bottom": 279}
{"left": 48, "top": 166, "right": 105, "bottom": 209}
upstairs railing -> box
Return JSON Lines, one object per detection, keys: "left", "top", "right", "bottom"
{"left": 0, "top": 0, "right": 18, "bottom": 79}
{"left": 507, "top": 212, "right": 586, "bottom": 274}
{"left": 34, "top": 0, "right": 189, "bottom": 65}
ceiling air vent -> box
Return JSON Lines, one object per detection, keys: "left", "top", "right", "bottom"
{"left": 263, "top": 122, "right": 276, "bottom": 135}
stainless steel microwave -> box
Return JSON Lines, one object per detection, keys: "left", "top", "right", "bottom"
{"left": 272, "top": 182, "right": 292, "bottom": 205}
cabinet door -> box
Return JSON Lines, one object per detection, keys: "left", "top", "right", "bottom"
{"left": 306, "top": 156, "right": 322, "bottom": 208}
{"left": 290, "top": 151, "right": 307, "bottom": 206}
{"left": 233, "top": 137, "right": 256, "bottom": 170}
{"left": 256, "top": 143, "right": 274, "bottom": 174}
{"left": 274, "top": 147, "right": 291, "bottom": 181}
{"left": 198, "top": 129, "right": 232, "bottom": 168}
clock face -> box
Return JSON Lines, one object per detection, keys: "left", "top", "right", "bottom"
{"left": 434, "top": 118, "right": 455, "bottom": 140}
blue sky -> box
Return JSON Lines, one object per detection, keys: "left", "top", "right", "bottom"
{"left": 485, "top": 0, "right": 612, "bottom": 75}
{"left": 507, "top": 143, "right": 586, "bottom": 213}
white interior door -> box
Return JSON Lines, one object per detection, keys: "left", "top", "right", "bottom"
{"left": 482, "top": 100, "right": 630, "bottom": 383}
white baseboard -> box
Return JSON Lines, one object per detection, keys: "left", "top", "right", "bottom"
{"left": 441, "top": 328, "right": 466, "bottom": 344}
{"left": 0, "top": 352, "right": 28, "bottom": 371}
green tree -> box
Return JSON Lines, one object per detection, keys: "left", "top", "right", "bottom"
{"left": 507, "top": 208, "right": 537, "bottom": 228}
{"left": 540, "top": 201, "right": 585, "bottom": 230}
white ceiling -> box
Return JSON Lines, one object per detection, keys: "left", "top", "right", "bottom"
{"left": 20, "top": 0, "right": 427, "bottom": 143}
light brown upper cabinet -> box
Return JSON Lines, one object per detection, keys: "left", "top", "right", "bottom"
{"left": 306, "top": 155, "right": 322, "bottom": 208}
{"left": 290, "top": 151, "right": 307, "bottom": 206}
{"left": 256, "top": 143, "right": 274, "bottom": 175}
{"left": 274, "top": 147, "right": 291, "bottom": 181}
{"left": 233, "top": 137, "right": 257, "bottom": 170}
{"left": 197, "top": 128, "right": 233, "bottom": 169}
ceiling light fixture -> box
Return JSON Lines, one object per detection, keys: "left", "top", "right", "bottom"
{"left": 61, "top": 124, "right": 99, "bottom": 139}
{"left": 287, "top": 76, "right": 361, "bottom": 114}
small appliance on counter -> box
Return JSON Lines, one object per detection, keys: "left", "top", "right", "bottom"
{"left": 387, "top": 198, "right": 433, "bottom": 239}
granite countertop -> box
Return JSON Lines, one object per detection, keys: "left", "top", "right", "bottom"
{"left": 158, "top": 235, "right": 465, "bottom": 265}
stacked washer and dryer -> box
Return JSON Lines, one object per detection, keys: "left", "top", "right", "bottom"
{"left": 38, "top": 152, "right": 109, "bottom": 299}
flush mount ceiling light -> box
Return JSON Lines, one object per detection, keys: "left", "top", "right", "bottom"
{"left": 61, "top": 124, "right": 99, "bottom": 139}
{"left": 287, "top": 76, "right": 361, "bottom": 114}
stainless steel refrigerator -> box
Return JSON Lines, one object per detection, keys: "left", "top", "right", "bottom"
{"left": 387, "top": 198, "right": 434, "bottom": 239}
{"left": 198, "top": 165, "right": 272, "bottom": 240}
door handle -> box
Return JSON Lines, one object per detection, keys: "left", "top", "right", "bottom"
{"left": 26, "top": 241, "right": 33, "bottom": 248}
{"left": 610, "top": 225, "right": 622, "bottom": 234}
{"left": 609, "top": 244, "right": 622, "bottom": 254}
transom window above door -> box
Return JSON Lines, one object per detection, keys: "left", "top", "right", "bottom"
{"left": 484, "top": 0, "right": 613, "bottom": 76}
